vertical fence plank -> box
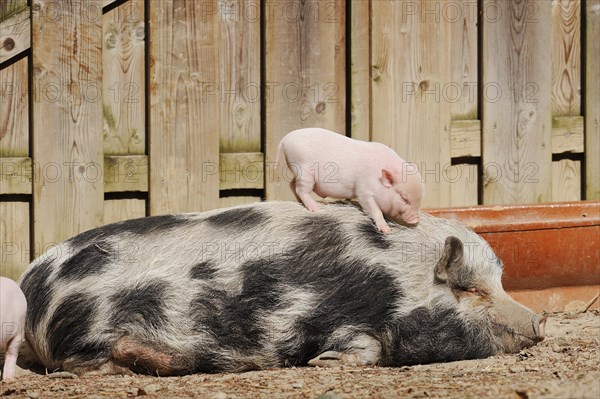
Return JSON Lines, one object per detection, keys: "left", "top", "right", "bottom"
{"left": 551, "top": 0, "right": 581, "bottom": 202}
{"left": 586, "top": 0, "right": 600, "bottom": 200}
{"left": 102, "top": 0, "right": 145, "bottom": 156}
{"left": 448, "top": 164, "right": 478, "bottom": 207}
{"left": 0, "top": 0, "right": 29, "bottom": 159}
{"left": 482, "top": 0, "right": 552, "bottom": 205}
{"left": 371, "top": 0, "right": 452, "bottom": 208}
{"left": 0, "top": 201, "right": 29, "bottom": 279}
{"left": 552, "top": 159, "right": 581, "bottom": 201}
{"left": 0, "top": 57, "right": 28, "bottom": 157}
{"left": 265, "top": 0, "right": 346, "bottom": 201}
{"left": 450, "top": 0, "right": 478, "bottom": 121}
{"left": 551, "top": 0, "right": 581, "bottom": 116}
{"left": 149, "top": 1, "right": 220, "bottom": 214}
{"left": 449, "top": 0, "right": 479, "bottom": 206}
{"left": 349, "top": 0, "right": 370, "bottom": 141}
{"left": 218, "top": 0, "right": 261, "bottom": 154}
{"left": 103, "top": 0, "right": 146, "bottom": 219}
{"left": 32, "top": 0, "right": 104, "bottom": 253}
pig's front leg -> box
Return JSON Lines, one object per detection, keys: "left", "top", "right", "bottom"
{"left": 358, "top": 197, "right": 390, "bottom": 234}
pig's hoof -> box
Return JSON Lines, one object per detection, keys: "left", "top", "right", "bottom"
{"left": 308, "top": 351, "right": 361, "bottom": 368}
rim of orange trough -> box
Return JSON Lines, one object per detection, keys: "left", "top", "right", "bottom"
{"left": 425, "top": 200, "right": 600, "bottom": 233}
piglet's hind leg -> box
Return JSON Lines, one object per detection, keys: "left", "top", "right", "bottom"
{"left": 293, "top": 171, "right": 321, "bottom": 212}
{"left": 2, "top": 336, "right": 22, "bottom": 380}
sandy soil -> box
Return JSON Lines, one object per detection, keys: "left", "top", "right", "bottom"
{"left": 1, "top": 310, "right": 598, "bottom": 399}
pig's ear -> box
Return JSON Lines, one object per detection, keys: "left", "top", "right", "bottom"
{"left": 435, "top": 236, "right": 464, "bottom": 284}
{"left": 381, "top": 169, "right": 394, "bottom": 188}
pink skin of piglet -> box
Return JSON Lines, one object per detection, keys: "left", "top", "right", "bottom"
{"left": 277, "top": 128, "right": 424, "bottom": 233}
{"left": 0, "top": 277, "right": 27, "bottom": 380}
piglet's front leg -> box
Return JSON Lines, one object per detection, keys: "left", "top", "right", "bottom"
{"left": 358, "top": 197, "right": 390, "bottom": 234}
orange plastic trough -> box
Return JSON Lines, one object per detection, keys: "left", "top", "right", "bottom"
{"left": 428, "top": 201, "right": 600, "bottom": 313}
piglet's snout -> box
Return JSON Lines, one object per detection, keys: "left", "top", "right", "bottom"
{"left": 532, "top": 314, "right": 547, "bottom": 342}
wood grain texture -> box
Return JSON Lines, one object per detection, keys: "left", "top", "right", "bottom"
{"left": 102, "top": 0, "right": 145, "bottom": 155}
{"left": 219, "top": 152, "right": 263, "bottom": 190}
{"left": 104, "top": 155, "right": 148, "bottom": 192}
{"left": 450, "top": 117, "right": 584, "bottom": 159}
{"left": 0, "top": 4, "right": 30, "bottom": 63}
{"left": 371, "top": 0, "right": 452, "bottom": 207}
{"left": 450, "top": 120, "right": 481, "bottom": 158}
{"left": 449, "top": 164, "right": 478, "bottom": 207}
{"left": 104, "top": 198, "right": 145, "bottom": 224}
{"left": 265, "top": 0, "right": 346, "bottom": 201}
{"left": 349, "top": 0, "right": 370, "bottom": 141}
{"left": 32, "top": 0, "right": 104, "bottom": 254}
{"left": 586, "top": 0, "right": 600, "bottom": 199}
{"left": 482, "top": 0, "right": 552, "bottom": 205}
{"left": 0, "top": 56, "right": 28, "bottom": 156}
{"left": 0, "top": 157, "right": 31, "bottom": 194}
{"left": 551, "top": 0, "right": 581, "bottom": 202}
{"left": 0, "top": 0, "right": 27, "bottom": 18}
{"left": 219, "top": 196, "right": 261, "bottom": 208}
{"left": 450, "top": 0, "right": 478, "bottom": 120}
{"left": 0, "top": 201, "right": 29, "bottom": 280}
{"left": 552, "top": 159, "right": 581, "bottom": 202}
{"left": 551, "top": 0, "right": 581, "bottom": 116}
{"left": 551, "top": 116, "right": 584, "bottom": 153}
{"left": 217, "top": 0, "right": 260, "bottom": 153}
{"left": 149, "top": 1, "right": 220, "bottom": 214}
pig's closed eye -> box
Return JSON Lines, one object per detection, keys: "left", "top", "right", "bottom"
{"left": 464, "top": 287, "right": 487, "bottom": 296}
{"left": 454, "top": 286, "right": 487, "bottom": 297}
{"left": 400, "top": 193, "right": 410, "bottom": 204}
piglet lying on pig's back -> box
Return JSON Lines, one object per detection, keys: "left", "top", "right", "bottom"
{"left": 277, "top": 128, "right": 424, "bottom": 233}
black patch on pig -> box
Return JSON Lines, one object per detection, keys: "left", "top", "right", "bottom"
{"left": 279, "top": 258, "right": 401, "bottom": 365}
{"left": 67, "top": 214, "right": 193, "bottom": 248}
{"left": 205, "top": 207, "right": 267, "bottom": 229}
{"left": 19, "top": 258, "right": 55, "bottom": 335}
{"left": 193, "top": 216, "right": 400, "bottom": 367}
{"left": 110, "top": 280, "right": 169, "bottom": 330}
{"left": 191, "top": 274, "right": 283, "bottom": 356}
{"left": 385, "top": 306, "right": 493, "bottom": 366}
{"left": 56, "top": 241, "right": 113, "bottom": 281}
{"left": 357, "top": 221, "right": 392, "bottom": 249}
{"left": 46, "top": 293, "right": 110, "bottom": 362}
{"left": 189, "top": 261, "right": 217, "bottom": 280}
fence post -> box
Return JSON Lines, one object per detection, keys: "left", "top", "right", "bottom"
{"left": 32, "top": 0, "right": 104, "bottom": 254}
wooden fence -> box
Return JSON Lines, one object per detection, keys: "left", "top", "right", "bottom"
{"left": 1, "top": 0, "right": 599, "bottom": 279}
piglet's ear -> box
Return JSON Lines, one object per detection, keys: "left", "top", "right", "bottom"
{"left": 381, "top": 169, "right": 394, "bottom": 188}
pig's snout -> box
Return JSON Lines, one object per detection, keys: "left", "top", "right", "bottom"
{"left": 533, "top": 314, "right": 547, "bottom": 342}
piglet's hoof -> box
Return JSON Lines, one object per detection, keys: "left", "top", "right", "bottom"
{"left": 308, "top": 351, "right": 361, "bottom": 367}
{"left": 377, "top": 224, "right": 391, "bottom": 234}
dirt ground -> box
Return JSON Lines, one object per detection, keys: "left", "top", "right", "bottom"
{"left": 1, "top": 310, "right": 598, "bottom": 399}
